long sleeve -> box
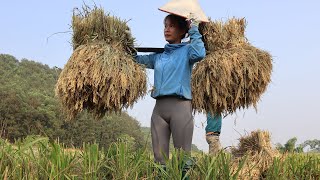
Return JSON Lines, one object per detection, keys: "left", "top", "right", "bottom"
{"left": 188, "top": 25, "right": 206, "bottom": 64}
{"left": 134, "top": 53, "right": 159, "bottom": 69}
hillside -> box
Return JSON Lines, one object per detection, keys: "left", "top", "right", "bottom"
{"left": 0, "top": 54, "right": 144, "bottom": 150}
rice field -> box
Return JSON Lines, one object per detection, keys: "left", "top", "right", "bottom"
{"left": 3, "top": 4, "right": 315, "bottom": 180}
{"left": 1, "top": 136, "right": 319, "bottom": 180}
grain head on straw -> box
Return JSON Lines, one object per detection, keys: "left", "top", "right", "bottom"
{"left": 231, "top": 130, "right": 280, "bottom": 180}
{"left": 55, "top": 5, "right": 147, "bottom": 119}
{"left": 192, "top": 18, "right": 273, "bottom": 115}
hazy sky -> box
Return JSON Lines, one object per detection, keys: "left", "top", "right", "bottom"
{"left": 1, "top": 1, "right": 319, "bottom": 151}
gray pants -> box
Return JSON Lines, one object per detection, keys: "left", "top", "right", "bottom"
{"left": 151, "top": 96, "right": 194, "bottom": 164}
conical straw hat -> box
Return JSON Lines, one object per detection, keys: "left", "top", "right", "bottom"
{"left": 159, "top": 0, "right": 209, "bottom": 22}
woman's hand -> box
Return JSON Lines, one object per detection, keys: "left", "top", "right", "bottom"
{"left": 186, "top": 13, "right": 201, "bottom": 28}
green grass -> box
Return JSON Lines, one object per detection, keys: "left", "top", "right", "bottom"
{"left": 1, "top": 136, "right": 319, "bottom": 179}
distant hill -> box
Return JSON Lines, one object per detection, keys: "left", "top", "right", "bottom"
{"left": 0, "top": 54, "right": 144, "bottom": 150}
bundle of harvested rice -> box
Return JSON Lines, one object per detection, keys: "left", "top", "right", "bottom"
{"left": 71, "top": 6, "right": 136, "bottom": 54}
{"left": 192, "top": 18, "right": 272, "bottom": 115}
{"left": 231, "top": 130, "right": 276, "bottom": 157}
{"left": 231, "top": 130, "right": 280, "bottom": 179}
{"left": 55, "top": 6, "right": 147, "bottom": 119}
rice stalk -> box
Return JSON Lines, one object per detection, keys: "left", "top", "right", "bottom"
{"left": 192, "top": 18, "right": 273, "bottom": 115}
{"left": 55, "top": 5, "right": 147, "bottom": 119}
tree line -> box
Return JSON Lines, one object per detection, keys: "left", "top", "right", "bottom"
{"left": 276, "top": 137, "right": 320, "bottom": 153}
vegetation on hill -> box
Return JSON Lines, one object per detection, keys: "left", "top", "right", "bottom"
{"left": 0, "top": 54, "right": 144, "bottom": 150}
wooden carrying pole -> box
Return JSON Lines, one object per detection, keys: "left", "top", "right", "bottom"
{"left": 135, "top": 47, "right": 164, "bottom": 53}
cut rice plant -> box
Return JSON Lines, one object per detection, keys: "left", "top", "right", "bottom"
{"left": 192, "top": 18, "right": 273, "bottom": 115}
{"left": 71, "top": 5, "right": 136, "bottom": 54}
{"left": 200, "top": 18, "right": 247, "bottom": 52}
{"left": 55, "top": 5, "right": 147, "bottom": 119}
{"left": 231, "top": 130, "right": 280, "bottom": 179}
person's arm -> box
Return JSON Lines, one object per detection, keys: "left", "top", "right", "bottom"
{"left": 134, "top": 53, "right": 158, "bottom": 69}
{"left": 125, "top": 29, "right": 158, "bottom": 69}
{"left": 188, "top": 25, "right": 206, "bottom": 64}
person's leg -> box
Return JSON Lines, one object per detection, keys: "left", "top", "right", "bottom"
{"left": 205, "top": 113, "right": 222, "bottom": 155}
{"left": 206, "top": 134, "right": 221, "bottom": 155}
{"left": 151, "top": 101, "right": 171, "bottom": 164}
{"left": 170, "top": 100, "right": 193, "bottom": 152}
{"left": 170, "top": 99, "right": 194, "bottom": 180}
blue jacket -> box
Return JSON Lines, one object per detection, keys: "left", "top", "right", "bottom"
{"left": 134, "top": 26, "right": 206, "bottom": 99}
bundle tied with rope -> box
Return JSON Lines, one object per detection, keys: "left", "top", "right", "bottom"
{"left": 231, "top": 130, "right": 280, "bottom": 179}
{"left": 55, "top": 6, "right": 147, "bottom": 119}
{"left": 192, "top": 18, "right": 273, "bottom": 115}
